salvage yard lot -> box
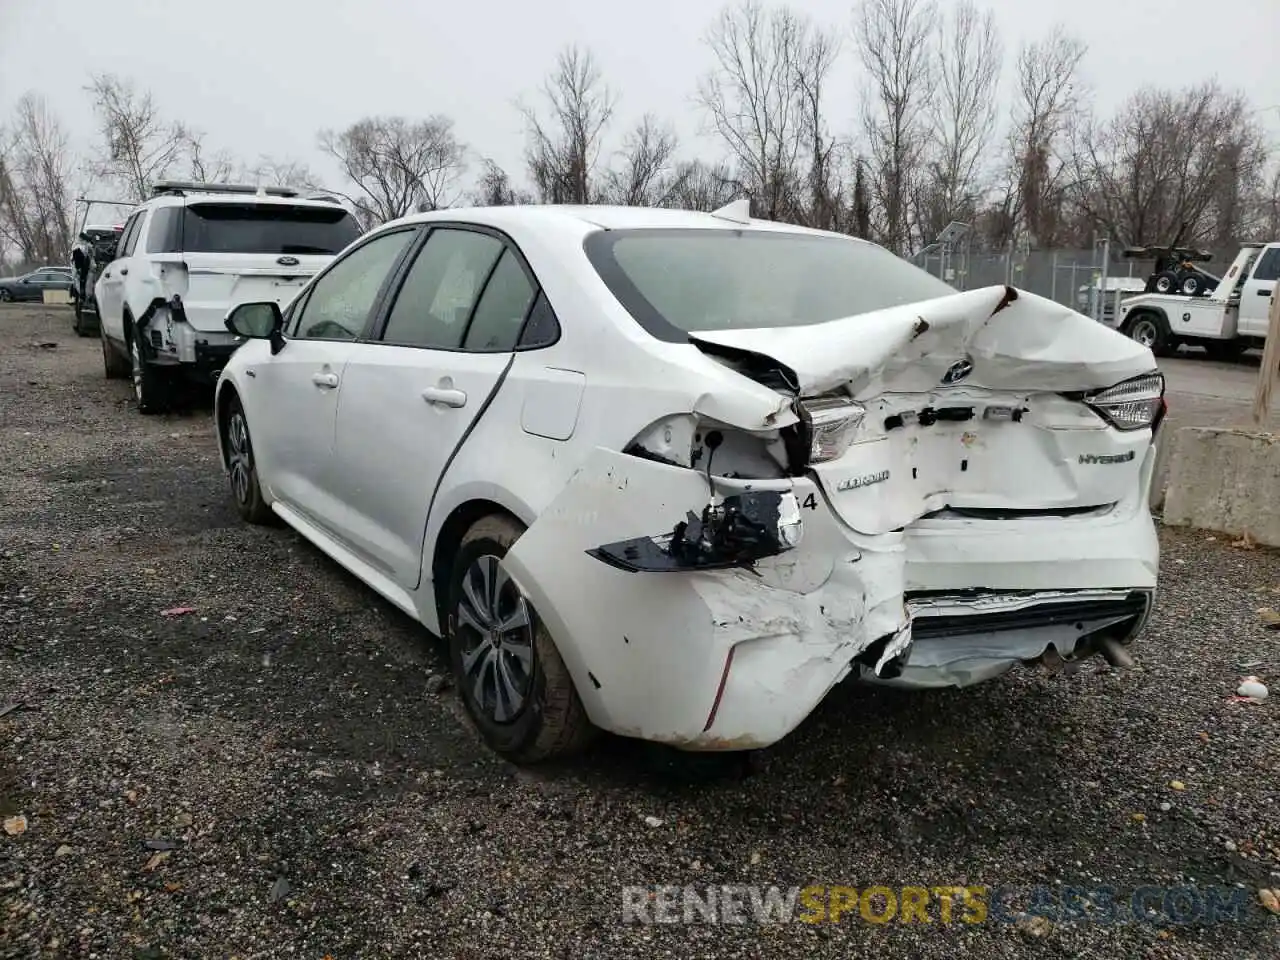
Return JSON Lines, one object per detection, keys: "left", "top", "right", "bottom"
{"left": 1, "top": 303, "right": 1277, "bottom": 959}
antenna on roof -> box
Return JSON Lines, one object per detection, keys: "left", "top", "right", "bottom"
{"left": 710, "top": 198, "right": 751, "bottom": 225}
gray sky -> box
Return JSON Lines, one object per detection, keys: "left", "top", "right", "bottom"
{"left": 2, "top": 0, "right": 1278, "bottom": 197}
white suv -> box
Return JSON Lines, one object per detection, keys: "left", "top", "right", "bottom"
{"left": 95, "top": 181, "right": 363, "bottom": 413}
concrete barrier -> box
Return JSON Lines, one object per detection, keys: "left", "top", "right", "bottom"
{"left": 42, "top": 290, "right": 71, "bottom": 305}
{"left": 1162, "top": 426, "right": 1280, "bottom": 545}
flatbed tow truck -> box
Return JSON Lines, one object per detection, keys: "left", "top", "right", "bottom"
{"left": 1112, "top": 242, "right": 1279, "bottom": 359}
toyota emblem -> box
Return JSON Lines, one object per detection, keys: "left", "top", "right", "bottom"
{"left": 941, "top": 357, "right": 974, "bottom": 385}
{"left": 276, "top": 255, "right": 300, "bottom": 267}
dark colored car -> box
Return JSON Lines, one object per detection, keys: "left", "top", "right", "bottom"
{"left": 0, "top": 267, "right": 75, "bottom": 303}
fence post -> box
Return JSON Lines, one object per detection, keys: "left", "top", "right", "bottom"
{"left": 1252, "top": 288, "right": 1280, "bottom": 425}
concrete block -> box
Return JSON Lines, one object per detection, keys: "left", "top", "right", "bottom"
{"left": 42, "top": 290, "right": 71, "bottom": 305}
{"left": 1162, "top": 426, "right": 1280, "bottom": 545}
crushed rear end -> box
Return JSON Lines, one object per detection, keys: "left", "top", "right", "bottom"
{"left": 503, "top": 283, "right": 1163, "bottom": 750}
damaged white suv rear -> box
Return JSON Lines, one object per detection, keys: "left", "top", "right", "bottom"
{"left": 214, "top": 203, "right": 1163, "bottom": 764}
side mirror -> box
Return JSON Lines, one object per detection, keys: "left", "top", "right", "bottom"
{"left": 225, "top": 301, "right": 286, "bottom": 355}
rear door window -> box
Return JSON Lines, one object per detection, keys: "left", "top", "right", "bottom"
{"left": 180, "top": 203, "right": 362, "bottom": 255}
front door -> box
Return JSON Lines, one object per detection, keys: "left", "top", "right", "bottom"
{"left": 328, "top": 228, "right": 537, "bottom": 588}
{"left": 1239, "top": 244, "right": 1280, "bottom": 338}
{"left": 243, "top": 227, "right": 419, "bottom": 532}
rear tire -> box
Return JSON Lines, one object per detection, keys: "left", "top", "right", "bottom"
{"left": 1153, "top": 272, "right": 1178, "bottom": 294}
{"left": 222, "top": 392, "right": 273, "bottom": 525}
{"left": 1181, "top": 274, "right": 1204, "bottom": 297}
{"left": 1125, "top": 311, "right": 1172, "bottom": 357}
{"left": 446, "top": 515, "right": 595, "bottom": 764}
{"left": 101, "top": 328, "right": 130, "bottom": 379}
{"left": 131, "top": 327, "right": 171, "bottom": 415}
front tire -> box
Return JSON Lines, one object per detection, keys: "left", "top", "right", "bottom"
{"left": 447, "top": 515, "right": 594, "bottom": 764}
{"left": 131, "top": 327, "right": 171, "bottom": 415}
{"left": 222, "top": 393, "right": 273, "bottom": 525}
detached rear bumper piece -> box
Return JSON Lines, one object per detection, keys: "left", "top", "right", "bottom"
{"left": 859, "top": 588, "right": 1155, "bottom": 689}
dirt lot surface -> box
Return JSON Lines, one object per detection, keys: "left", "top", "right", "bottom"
{"left": 1, "top": 304, "right": 1277, "bottom": 959}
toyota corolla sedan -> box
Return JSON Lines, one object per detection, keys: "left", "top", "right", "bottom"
{"left": 213, "top": 202, "right": 1164, "bottom": 764}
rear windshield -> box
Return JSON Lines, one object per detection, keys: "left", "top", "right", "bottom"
{"left": 171, "top": 203, "right": 361, "bottom": 256}
{"left": 583, "top": 228, "right": 954, "bottom": 340}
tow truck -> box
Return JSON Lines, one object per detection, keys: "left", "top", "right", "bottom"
{"left": 1112, "top": 242, "right": 1278, "bottom": 359}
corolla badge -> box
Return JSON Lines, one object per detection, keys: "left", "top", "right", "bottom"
{"left": 276, "top": 255, "right": 300, "bottom": 266}
{"left": 941, "top": 356, "right": 974, "bottom": 385}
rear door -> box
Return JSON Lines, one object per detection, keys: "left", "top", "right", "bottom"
{"left": 1238, "top": 244, "right": 1280, "bottom": 337}
{"left": 169, "top": 201, "right": 363, "bottom": 331}
{"left": 240, "top": 227, "right": 418, "bottom": 528}
{"left": 326, "top": 226, "right": 534, "bottom": 588}
{"left": 95, "top": 211, "right": 143, "bottom": 342}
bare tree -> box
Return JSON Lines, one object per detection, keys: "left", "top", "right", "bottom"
{"left": 521, "top": 46, "right": 616, "bottom": 204}
{"left": 917, "top": 0, "right": 1001, "bottom": 241}
{"left": 0, "top": 94, "right": 75, "bottom": 266}
{"left": 697, "top": 1, "right": 816, "bottom": 221}
{"left": 86, "top": 74, "right": 188, "bottom": 202}
{"left": 318, "top": 116, "right": 467, "bottom": 224}
{"left": 1071, "top": 82, "right": 1268, "bottom": 246}
{"left": 185, "top": 131, "right": 236, "bottom": 183}
{"left": 668, "top": 159, "right": 738, "bottom": 211}
{"left": 853, "top": 0, "right": 937, "bottom": 254}
{"left": 793, "top": 25, "right": 845, "bottom": 230}
{"left": 1004, "top": 26, "right": 1087, "bottom": 248}
{"left": 600, "top": 115, "right": 687, "bottom": 207}
{"left": 471, "top": 158, "right": 534, "bottom": 206}
{"left": 245, "top": 156, "right": 322, "bottom": 191}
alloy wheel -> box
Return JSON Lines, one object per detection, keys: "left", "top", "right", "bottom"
{"left": 227, "top": 411, "right": 253, "bottom": 505}
{"left": 455, "top": 554, "right": 536, "bottom": 724}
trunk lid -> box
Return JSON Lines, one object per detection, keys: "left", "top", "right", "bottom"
{"left": 176, "top": 253, "right": 327, "bottom": 331}
{"left": 690, "top": 285, "right": 1160, "bottom": 535}
{"left": 166, "top": 199, "right": 360, "bottom": 332}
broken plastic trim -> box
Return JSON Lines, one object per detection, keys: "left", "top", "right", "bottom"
{"left": 587, "top": 490, "right": 803, "bottom": 573}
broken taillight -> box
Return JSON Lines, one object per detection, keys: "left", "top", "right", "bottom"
{"left": 1083, "top": 372, "right": 1165, "bottom": 432}
{"left": 798, "top": 394, "right": 865, "bottom": 463}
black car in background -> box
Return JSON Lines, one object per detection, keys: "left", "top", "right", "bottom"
{"left": 0, "top": 266, "right": 75, "bottom": 303}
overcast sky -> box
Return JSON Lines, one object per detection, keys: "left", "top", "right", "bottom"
{"left": 2, "top": 0, "right": 1278, "bottom": 199}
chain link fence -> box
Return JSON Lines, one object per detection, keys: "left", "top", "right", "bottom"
{"left": 912, "top": 243, "right": 1243, "bottom": 314}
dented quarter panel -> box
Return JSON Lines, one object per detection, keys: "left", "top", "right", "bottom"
{"left": 500, "top": 448, "right": 899, "bottom": 748}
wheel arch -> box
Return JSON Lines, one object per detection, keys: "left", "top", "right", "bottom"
{"left": 1121, "top": 304, "right": 1169, "bottom": 335}
{"left": 213, "top": 379, "right": 241, "bottom": 471}
{"left": 428, "top": 497, "right": 533, "bottom": 634}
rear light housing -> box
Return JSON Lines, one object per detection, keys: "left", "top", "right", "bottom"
{"left": 1084, "top": 372, "right": 1165, "bottom": 431}
{"left": 798, "top": 393, "right": 866, "bottom": 464}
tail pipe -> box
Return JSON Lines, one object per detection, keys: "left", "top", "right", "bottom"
{"left": 1096, "top": 636, "right": 1136, "bottom": 669}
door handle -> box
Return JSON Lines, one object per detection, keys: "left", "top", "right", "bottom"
{"left": 311, "top": 372, "right": 339, "bottom": 389}
{"left": 1259, "top": 288, "right": 1271, "bottom": 296}
{"left": 422, "top": 386, "right": 467, "bottom": 408}
{"left": 120, "top": 268, "right": 129, "bottom": 276}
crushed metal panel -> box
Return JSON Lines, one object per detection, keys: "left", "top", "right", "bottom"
{"left": 501, "top": 447, "right": 889, "bottom": 748}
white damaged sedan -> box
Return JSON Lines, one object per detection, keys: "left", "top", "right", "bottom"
{"left": 213, "top": 201, "right": 1164, "bottom": 763}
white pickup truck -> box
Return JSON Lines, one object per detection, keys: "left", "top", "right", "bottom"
{"left": 1111, "top": 243, "right": 1278, "bottom": 359}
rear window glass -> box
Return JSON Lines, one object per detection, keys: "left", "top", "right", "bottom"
{"left": 178, "top": 203, "right": 361, "bottom": 256}
{"left": 584, "top": 228, "right": 954, "bottom": 340}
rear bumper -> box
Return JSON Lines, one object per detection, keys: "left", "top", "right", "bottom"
{"left": 503, "top": 447, "right": 1160, "bottom": 752}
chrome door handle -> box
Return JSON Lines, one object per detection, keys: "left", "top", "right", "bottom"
{"left": 311, "top": 372, "right": 339, "bottom": 389}
{"left": 422, "top": 386, "right": 467, "bottom": 408}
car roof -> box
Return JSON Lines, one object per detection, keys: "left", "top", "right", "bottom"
{"left": 391, "top": 203, "right": 861, "bottom": 241}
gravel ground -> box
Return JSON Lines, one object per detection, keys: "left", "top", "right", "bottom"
{"left": 1, "top": 304, "right": 1277, "bottom": 959}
